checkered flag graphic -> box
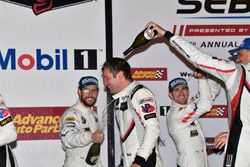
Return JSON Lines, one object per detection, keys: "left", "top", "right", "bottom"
{"left": 156, "top": 70, "right": 164, "bottom": 79}
{"left": 216, "top": 107, "right": 225, "bottom": 116}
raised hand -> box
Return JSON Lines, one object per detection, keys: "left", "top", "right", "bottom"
{"left": 145, "top": 21, "right": 167, "bottom": 38}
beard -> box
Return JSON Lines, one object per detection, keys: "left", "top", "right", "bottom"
{"left": 80, "top": 97, "right": 97, "bottom": 107}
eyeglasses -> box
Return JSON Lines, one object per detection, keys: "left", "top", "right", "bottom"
{"left": 81, "top": 88, "right": 98, "bottom": 94}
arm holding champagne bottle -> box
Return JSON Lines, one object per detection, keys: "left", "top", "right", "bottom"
{"left": 144, "top": 21, "right": 238, "bottom": 156}
{"left": 123, "top": 27, "right": 157, "bottom": 57}
{"left": 92, "top": 130, "right": 104, "bottom": 144}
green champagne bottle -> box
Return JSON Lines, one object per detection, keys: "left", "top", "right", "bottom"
{"left": 85, "top": 143, "right": 100, "bottom": 166}
{"left": 123, "top": 27, "right": 157, "bottom": 56}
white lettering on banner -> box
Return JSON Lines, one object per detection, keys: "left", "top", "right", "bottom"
{"left": 239, "top": 28, "right": 249, "bottom": 32}
{"left": 189, "top": 28, "right": 236, "bottom": 33}
{"left": 173, "top": 24, "right": 250, "bottom": 36}
{"left": 81, "top": 51, "right": 89, "bottom": 69}
{"left": 189, "top": 28, "right": 249, "bottom": 33}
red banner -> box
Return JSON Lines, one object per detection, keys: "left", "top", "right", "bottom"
{"left": 10, "top": 107, "right": 67, "bottom": 140}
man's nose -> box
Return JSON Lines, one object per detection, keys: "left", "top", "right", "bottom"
{"left": 103, "top": 80, "right": 109, "bottom": 87}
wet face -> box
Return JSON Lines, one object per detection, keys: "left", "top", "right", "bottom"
{"left": 236, "top": 49, "right": 250, "bottom": 64}
{"left": 169, "top": 85, "right": 189, "bottom": 105}
{"left": 78, "top": 85, "right": 98, "bottom": 107}
{"left": 102, "top": 68, "right": 123, "bottom": 95}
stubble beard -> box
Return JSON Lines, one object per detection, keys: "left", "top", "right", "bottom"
{"left": 81, "top": 97, "right": 97, "bottom": 107}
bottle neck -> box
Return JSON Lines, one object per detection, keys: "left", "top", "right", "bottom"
{"left": 123, "top": 46, "right": 133, "bottom": 56}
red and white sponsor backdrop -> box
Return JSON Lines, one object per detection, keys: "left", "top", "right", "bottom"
{"left": 0, "top": 1, "right": 108, "bottom": 167}
{"left": 113, "top": 0, "right": 250, "bottom": 166}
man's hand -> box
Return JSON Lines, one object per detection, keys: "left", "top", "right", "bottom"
{"left": 214, "top": 132, "right": 228, "bottom": 149}
{"left": 194, "top": 69, "right": 206, "bottom": 79}
{"left": 130, "top": 163, "right": 141, "bottom": 167}
{"left": 145, "top": 22, "right": 166, "bottom": 38}
{"left": 92, "top": 130, "right": 104, "bottom": 144}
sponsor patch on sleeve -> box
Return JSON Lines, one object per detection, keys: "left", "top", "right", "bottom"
{"left": 212, "top": 56, "right": 231, "bottom": 64}
{"left": 139, "top": 98, "right": 154, "bottom": 104}
{"left": 0, "top": 116, "right": 13, "bottom": 127}
{"left": 141, "top": 103, "right": 155, "bottom": 113}
{"left": 84, "top": 128, "right": 90, "bottom": 131}
{"left": 144, "top": 113, "right": 156, "bottom": 120}
{"left": 65, "top": 121, "right": 76, "bottom": 127}
{"left": 81, "top": 116, "right": 86, "bottom": 124}
{"left": 0, "top": 108, "right": 10, "bottom": 118}
{"left": 65, "top": 124, "right": 76, "bottom": 128}
{"left": 65, "top": 116, "right": 76, "bottom": 122}
{"left": 190, "top": 130, "right": 198, "bottom": 137}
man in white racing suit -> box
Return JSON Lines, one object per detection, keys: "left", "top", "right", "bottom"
{"left": 147, "top": 22, "right": 250, "bottom": 167}
{"left": 102, "top": 57, "right": 162, "bottom": 167}
{"left": 167, "top": 74, "right": 220, "bottom": 167}
{"left": 60, "top": 76, "right": 104, "bottom": 167}
{"left": 0, "top": 95, "right": 18, "bottom": 167}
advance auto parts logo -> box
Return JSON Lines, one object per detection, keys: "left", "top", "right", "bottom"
{"left": 202, "top": 105, "right": 228, "bottom": 118}
{"left": 1, "top": 0, "right": 93, "bottom": 15}
{"left": 131, "top": 68, "right": 167, "bottom": 81}
{"left": 10, "top": 107, "right": 66, "bottom": 140}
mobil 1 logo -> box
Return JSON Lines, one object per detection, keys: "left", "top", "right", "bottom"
{"left": 74, "top": 49, "right": 97, "bottom": 70}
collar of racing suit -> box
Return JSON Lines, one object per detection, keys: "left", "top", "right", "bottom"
{"left": 245, "top": 63, "right": 250, "bottom": 71}
{"left": 112, "top": 81, "right": 138, "bottom": 100}
{"left": 172, "top": 99, "right": 196, "bottom": 109}
{"left": 172, "top": 101, "right": 187, "bottom": 109}
{"left": 75, "top": 100, "right": 93, "bottom": 112}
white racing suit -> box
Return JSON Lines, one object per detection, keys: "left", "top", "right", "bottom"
{"left": 60, "top": 100, "right": 102, "bottom": 167}
{"left": 165, "top": 32, "right": 250, "bottom": 167}
{"left": 167, "top": 79, "right": 220, "bottom": 167}
{"left": 112, "top": 81, "right": 162, "bottom": 167}
{"left": 0, "top": 95, "right": 18, "bottom": 167}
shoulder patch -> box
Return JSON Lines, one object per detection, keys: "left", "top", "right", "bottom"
{"left": 130, "top": 84, "right": 144, "bottom": 100}
{"left": 141, "top": 103, "right": 155, "bottom": 113}
{"left": 65, "top": 116, "right": 76, "bottom": 122}
{"left": 81, "top": 116, "right": 86, "bottom": 124}
{"left": 144, "top": 113, "right": 156, "bottom": 120}
{"left": 139, "top": 97, "right": 154, "bottom": 104}
{"left": 0, "top": 108, "right": 9, "bottom": 118}
{"left": 0, "top": 116, "right": 12, "bottom": 127}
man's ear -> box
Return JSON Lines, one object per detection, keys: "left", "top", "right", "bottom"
{"left": 77, "top": 88, "right": 81, "bottom": 97}
{"left": 168, "top": 92, "right": 173, "bottom": 100}
{"left": 117, "top": 71, "right": 124, "bottom": 80}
